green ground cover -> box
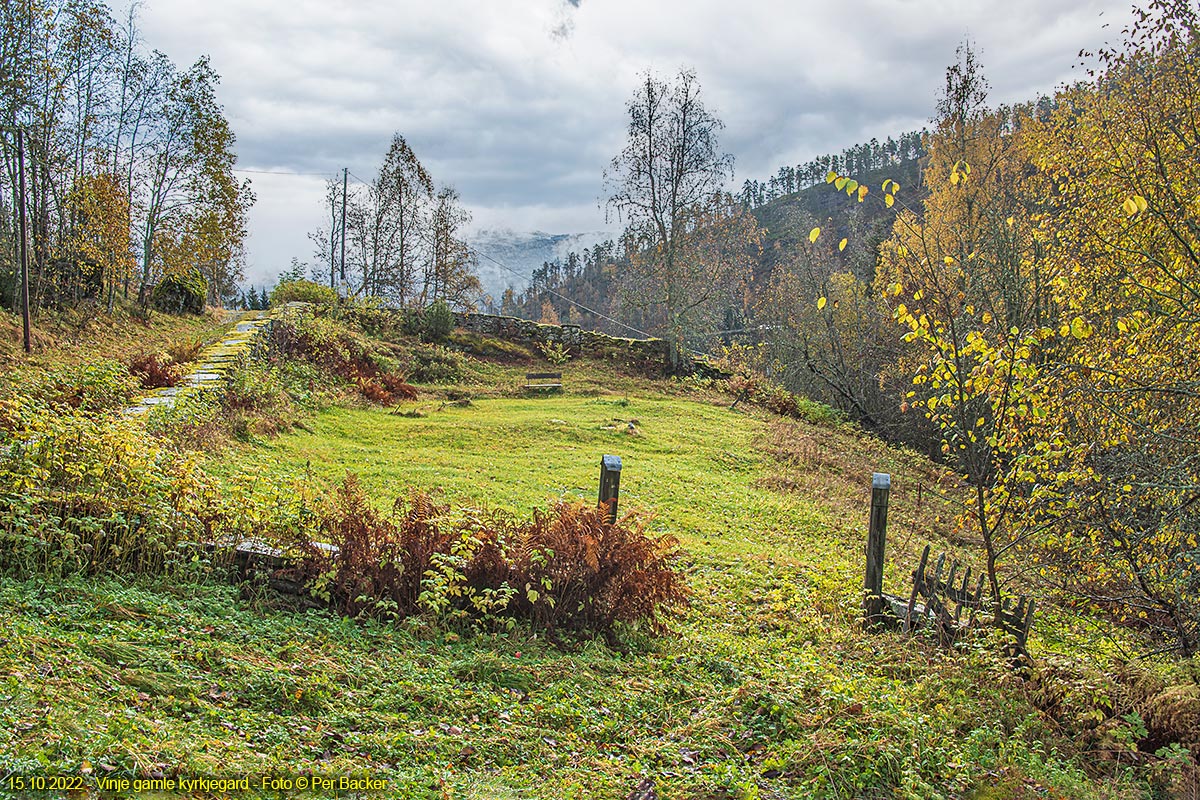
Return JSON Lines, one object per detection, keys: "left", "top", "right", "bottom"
{"left": 0, "top": 314, "right": 1181, "bottom": 799}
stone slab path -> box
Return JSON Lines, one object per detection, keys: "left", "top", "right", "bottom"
{"left": 125, "top": 309, "right": 276, "bottom": 416}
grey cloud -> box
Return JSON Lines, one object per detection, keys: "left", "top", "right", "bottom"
{"left": 131, "top": 0, "right": 1132, "bottom": 286}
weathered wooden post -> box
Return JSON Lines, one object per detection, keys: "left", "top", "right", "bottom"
{"left": 598, "top": 455, "right": 622, "bottom": 523}
{"left": 864, "top": 472, "right": 890, "bottom": 629}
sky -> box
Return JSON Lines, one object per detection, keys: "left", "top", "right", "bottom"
{"left": 131, "top": 0, "right": 1133, "bottom": 288}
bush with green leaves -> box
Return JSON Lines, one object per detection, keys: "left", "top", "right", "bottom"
{"left": 269, "top": 278, "right": 337, "bottom": 308}
{"left": 404, "top": 344, "right": 466, "bottom": 384}
{"left": 151, "top": 269, "right": 207, "bottom": 315}
{"left": 17, "top": 360, "right": 139, "bottom": 414}
{"left": 0, "top": 399, "right": 222, "bottom": 577}
{"left": 421, "top": 299, "right": 455, "bottom": 342}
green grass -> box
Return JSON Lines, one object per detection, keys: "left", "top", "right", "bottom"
{"left": 216, "top": 395, "right": 802, "bottom": 553}
{"left": 0, "top": 336, "right": 1165, "bottom": 799}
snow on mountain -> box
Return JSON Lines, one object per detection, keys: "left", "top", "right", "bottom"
{"left": 467, "top": 229, "right": 614, "bottom": 302}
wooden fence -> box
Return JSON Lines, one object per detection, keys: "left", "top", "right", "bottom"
{"left": 863, "top": 473, "right": 1035, "bottom": 657}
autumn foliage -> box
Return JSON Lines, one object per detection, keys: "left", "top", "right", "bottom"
{"left": 287, "top": 476, "right": 688, "bottom": 640}
{"left": 274, "top": 307, "right": 418, "bottom": 405}
{"left": 830, "top": 2, "right": 1200, "bottom": 654}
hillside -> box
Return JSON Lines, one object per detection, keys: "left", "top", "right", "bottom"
{"left": 0, "top": 304, "right": 1193, "bottom": 799}
{"left": 468, "top": 229, "right": 615, "bottom": 302}
{"left": 750, "top": 159, "right": 925, "bottom": 280}
{"left": 496, "top": 157, "right": 925, "bottom": 335}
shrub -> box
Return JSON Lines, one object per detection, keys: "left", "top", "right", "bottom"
{"left": 151, "top": 269, "right": 207, "bottom": 315}
{"left": 0, "top": 402, "right": 223, "bottom": 577}
{"left": 128, "top": 351, "right": 183, "bottom": 389}
{"left": 474, "top": 500, "right": 689, "bottom": 639}
{"left": 166, "top": 337, "right": 204, "bottom": 364}
{"left": 15, "top": 360, "right": 139, "bottom": 414}
{"left": 356, "top": 373, "right": 418, "bottom": 406}
{"left": 270, "top": 279, "right": 337, "bottom": 308}
{"left": 538, "top": 340, "right": 571, "bottom": 365}
{"left": 288, "top": 476, "right": 688, "bottom": 640}
{"left": 273, "top": 307, "right": 418, "bottom": 404}
{"left": 726, "top": 373, "right": 843, "bottom": 426}
{"left": 347, "top": 305, "right": 409, "bottom": 340}
{"left": 405, "top": 344, "right": 466, "bottom": 384}
{"left": 421, "top": 299, "right": 455, "bottom": 342}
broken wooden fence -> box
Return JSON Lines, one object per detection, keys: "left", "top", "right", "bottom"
{"left": 863, "top": 472, "right": 1035, "bottom": 656}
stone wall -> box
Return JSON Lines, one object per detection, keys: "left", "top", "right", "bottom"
{"left": 452, "top": 312, "right": 673, "bottom": 372}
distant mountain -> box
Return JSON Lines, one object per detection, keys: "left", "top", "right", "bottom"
{"left": 466, "top": 229, "right": 615, "bottom": 301}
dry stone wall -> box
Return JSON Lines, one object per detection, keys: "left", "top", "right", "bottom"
{"left": 452, "top": 312, "right": 673, "bottom": 372}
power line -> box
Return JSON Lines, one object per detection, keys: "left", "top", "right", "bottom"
{"left": 233, "top": 168, "right": 337, "bottom": 177}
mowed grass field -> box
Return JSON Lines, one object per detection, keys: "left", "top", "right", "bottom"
{"left": 0, "top": 334, "right": 1145, "bottom": 799}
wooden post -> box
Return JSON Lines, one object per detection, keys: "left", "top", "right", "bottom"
{"left": 864, "top": 472, "right": 890, "bottom": 628}
{"left": 598, "top": 454, "right": 622, "bottom": 523}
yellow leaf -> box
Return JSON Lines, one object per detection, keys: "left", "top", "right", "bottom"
{"left": 817, "top": 296, "right": 827, "bottom": 310}
{"left": 943, "top": 256, "right": 955, "bottom": 265}
{"left": 845, "top": 179, "right": 859, "bottom": 196}
{"left": 885, "top": 193, "right": 894, "bottom": 208}
{"left": 912, "top": 289, "right": 923, "bottom": 301}
{"left": 1134, "top": 195, "right": 1148, "bottom": 213}
{"left": 892, "top": 182, "right": 900, "bottom": 193}
{"left": 838, "top": 238, "right": 847, "bottom": 252}
{"left": 1006, "top": 216, "right": 1014, "bottom": 227}
{"left": 835, "top": 177, "right": 848, "bottom": 191}
{"left": 897, "top": 244, "right": 908, "bottom": 257}
{"left": 982, "top": 311, "right": 993, "bottom": 324}
{"left": 825, "top": 171, "right": 838, "bottom": 184}
{"left": 857, "top": 185, "right": 869, "bottom": 202}
{"left": 1122, "top": 197, "right": 1138, "bottom": 216}
{"left": 950, "top": 171, "right": 960, "bottom": 185}
{"left": 882, "top": 179, "right": 892, "bottom": 191}
{"left": 809, "top": 227, "right": 820, "bottom": 243}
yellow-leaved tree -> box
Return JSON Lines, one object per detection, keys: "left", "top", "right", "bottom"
{"left": 847, "top": 8, "right": 1200, "bottom": 653}
{"left": 863, "top": 43, "right": 1059, "bottom": 622}
{"left": 1021, "top": 0, "right": 1200, "bottom": 654}
{"left": 63, "top": 171, "right": 136, "bottom": 309}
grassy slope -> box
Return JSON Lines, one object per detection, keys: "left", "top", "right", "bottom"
{"left": 0, "top": 305, "right": 234, "bottom": 372}
{"left": 0, "top": 333, "right": 1149, "bottom": 799}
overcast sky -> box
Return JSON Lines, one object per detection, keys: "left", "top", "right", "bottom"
{"left": 133, "top": 0, "right": 1131, "bottom": 287}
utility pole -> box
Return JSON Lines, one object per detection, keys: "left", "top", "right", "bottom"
{"left": 329, "top": 191, "right": 336, "bottom": 290}
{"left": 339, "top": 167, "right": 348, "bottom": 286}
{"left": 17, "top": 128, "right": 30, "bottom": 354}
